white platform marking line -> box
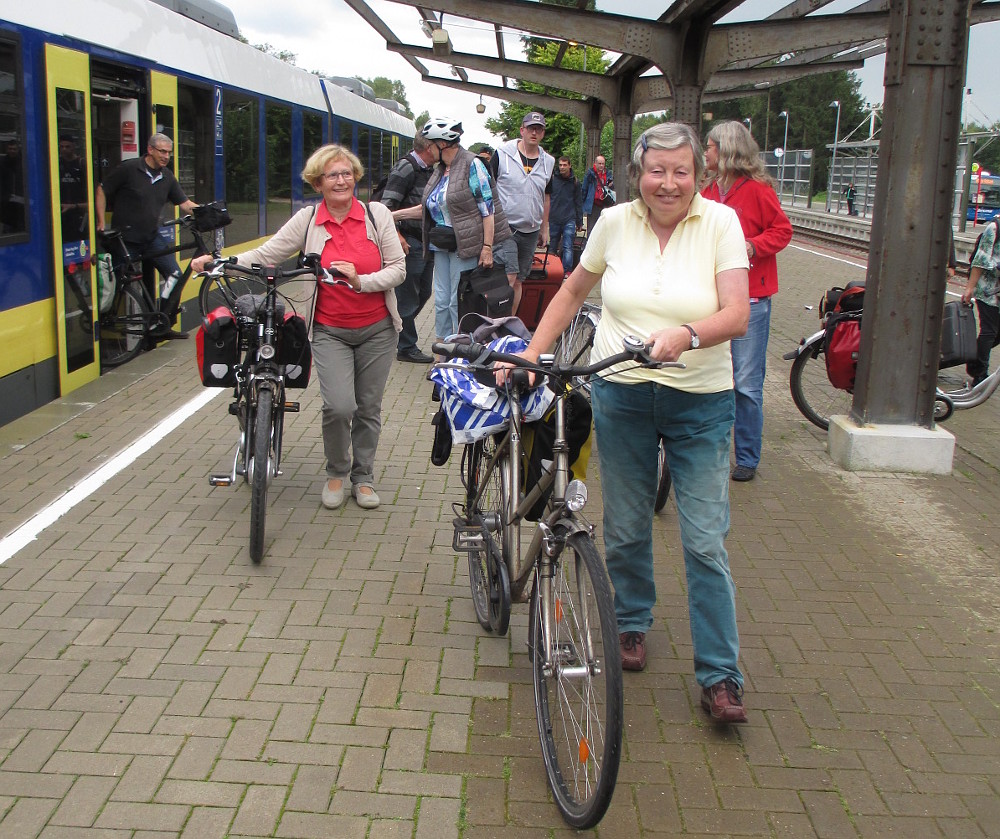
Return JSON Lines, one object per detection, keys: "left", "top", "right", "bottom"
{"left": 0, "top": 387, "right": 225, "bottom": 565}
{"left": 788, "top": 242, "right": 867, "bottom": 268}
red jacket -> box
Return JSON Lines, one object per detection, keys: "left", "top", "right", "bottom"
{"left": 701, "top": 177, "right": 792, "bottom": 298}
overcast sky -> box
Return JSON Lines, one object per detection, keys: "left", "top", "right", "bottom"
{"left": 236, "top": 0, "right": 999, "bottom": 150}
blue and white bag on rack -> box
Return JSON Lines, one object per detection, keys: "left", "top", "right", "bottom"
{"left": 429, "top": 334, "right": 555, "bottom": 445}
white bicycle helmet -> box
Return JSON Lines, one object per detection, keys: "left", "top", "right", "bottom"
{"left": 421, "top": 117, "right": 463, "bottom": 143}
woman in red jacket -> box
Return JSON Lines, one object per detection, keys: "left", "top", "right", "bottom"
{"left": 702, "top": 121, "right": 792, "bottom": 482}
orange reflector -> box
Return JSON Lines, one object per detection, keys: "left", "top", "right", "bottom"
{"left": 555, "top": 599, "right": 563, "bottom": 622}
{"left": 578, "top": 737, "right": 590, "bottom": 763}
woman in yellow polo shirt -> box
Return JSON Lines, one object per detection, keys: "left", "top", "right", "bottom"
{"left": 517, "top": 122, "right": 751, "bottom": 724}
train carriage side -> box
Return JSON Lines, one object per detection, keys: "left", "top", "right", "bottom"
{"left": 0, "top": 1, "right": 414, "bottom": 427}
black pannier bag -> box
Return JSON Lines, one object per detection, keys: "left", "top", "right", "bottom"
{"left": 191, "top": 202, "right": 233, "bottom": 232}
{"left": 458, "top": 263, "right": 514, "bottom": 323}
{"left": 280, "top": 314, "right": 312, "bottom": 388}
{"left": 196, "top": 307, "right": 239, "bottom": 387}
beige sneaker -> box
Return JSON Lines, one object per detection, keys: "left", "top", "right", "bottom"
{"left": 321, "top": 479, "right": 346, "bottom": 510}
{"left": 352, "top": 483, "right": 380, "bottom": 509}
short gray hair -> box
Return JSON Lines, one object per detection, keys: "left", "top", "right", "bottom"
{"left": 628, "top": 122, "right": 704, "bottom": 193}
{"left": 148, "top": 132, "right": 173, "bottom": 150}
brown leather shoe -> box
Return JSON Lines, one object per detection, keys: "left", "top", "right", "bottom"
{"left": 700, "top": 678, "right": 748, "bottom": 724}
{"left": 619, "top": 632, "right": 646, "bottom": 671}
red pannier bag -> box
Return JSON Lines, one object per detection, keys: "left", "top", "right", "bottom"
{"left": 821, "top": 283, "right": 865, "bottom": 392}
{"left": 196, "top": 306, "right": 239, "bottom": 387}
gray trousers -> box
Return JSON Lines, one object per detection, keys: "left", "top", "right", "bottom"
{"left": 311, "top": 318, "right": 397, "bottom": 485}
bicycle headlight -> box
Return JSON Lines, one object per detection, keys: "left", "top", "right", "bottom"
{"left": 566, "top": 479, "right": 588, "bottom": 512}
{"left": 259, "top": 343, "right": 276, "bottom": 360}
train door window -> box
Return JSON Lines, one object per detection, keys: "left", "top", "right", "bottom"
{"left": 357, "top": 126, "right": 370, "bottom": 201}
{"left": 0, "top": 34, "right": 28, "bottom": 242}
{"left": 178, "top": 83, "right": 213, "bottom": 204}
{"left": 265, "top": 102, "right": 292, "bottom": 234}
{"left": 90, "top": 61, "right": 145, "bottom": 186}
{"left": 55, "top": 90, "right": 94, "bottom": 372}
{"left": 223, "top": 91, "right": 259, "bottom": 245}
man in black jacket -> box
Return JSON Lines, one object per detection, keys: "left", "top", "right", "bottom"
{"left": 378, "top": 135, "right": 437, "bottom": 362}
{"left": 547, "top": 156, "right": 583, "bottom": 276}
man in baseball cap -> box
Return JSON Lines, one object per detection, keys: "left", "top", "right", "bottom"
{"left": 489, "top": 110, "right": 554, "bottom": 314}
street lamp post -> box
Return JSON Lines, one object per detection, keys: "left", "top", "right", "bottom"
{"left": 778, "top": 110, "right": 789, "bottom": 198}
{"left": 828, "top": 100, "right": 841, "bottom": 213}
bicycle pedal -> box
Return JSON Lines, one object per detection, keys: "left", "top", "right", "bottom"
{"left": 284, "top": 401, "right": 300, "bottom": 412}
{"left": 209, "top": 474, "right": 233, "bottom": 487}
{"left": 452, "top": 518, "right": 485, "bottom": 552}
{"left": 227, "top": 403, "right": 241, "bottom": 417}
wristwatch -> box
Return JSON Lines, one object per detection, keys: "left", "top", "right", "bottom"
{"left": 681, "top": 324, "right": 700, "bottom": 349}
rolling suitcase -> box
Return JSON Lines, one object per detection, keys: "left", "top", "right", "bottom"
{"left": 519, "top": 250, "right": 564, "bottom": 331}
{"left": 939, "top": 300, "right": 977, "bottom": 369}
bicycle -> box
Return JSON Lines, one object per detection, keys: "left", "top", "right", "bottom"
{"left": 433, "top": 334, "right": 680, "bottom": 829}
{"left": 783, "top": 289, "right": 964, "bottom": 429}
{"left": 198, "top": 255, "right": 322, "bottom": 564}
{"left": 553, "top": 302, "right": 673, "bottom": 511}
{"left": 97, "top": 204, "right": 224, "bottom": 368}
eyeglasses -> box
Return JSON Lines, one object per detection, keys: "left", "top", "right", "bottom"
{"left": 322, "top": 170, "right": 355, "bottom": 181}
{"left": 151, "top": 147, "right": 172, "bottom": 155}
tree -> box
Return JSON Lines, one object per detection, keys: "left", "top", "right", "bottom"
{"left": 708, "top": 71, "right": 867, "bottom": 194}
{"left": 238, "top": 35, "right": 297, "bottom": 65}
{"left": 358, "top": 77, "right": 415, "bottom": 119}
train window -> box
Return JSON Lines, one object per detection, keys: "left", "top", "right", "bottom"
{"left": 357, "top": 126, "right": 370, "bottom": 201}
{"left": 338, "top": 119, "right": 353, "bottom": 152}
{"left": 223, "top": 92, "right": 259, "bottom": 244}
{"left": 0, "top": 34, "right": 28, "bottom": 241}
{"left": 381, "top": 131, "right": 394, "bottom": 180}
{"left": 303, "top": 111, "right": 323, "bottom": 162}
{"left": 265, "top": 103, "right": 292, "bottom": 234}
{"left": 177, "top": 84, "right": 213, "bottom": 204}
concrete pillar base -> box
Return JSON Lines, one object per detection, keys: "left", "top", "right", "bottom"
{"left": 827, "top": 415, "right": 955, "bottom": 474}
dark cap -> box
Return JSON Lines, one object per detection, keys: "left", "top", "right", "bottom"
{"left": 522, "top": 112, "right": 546, "bottom": 128}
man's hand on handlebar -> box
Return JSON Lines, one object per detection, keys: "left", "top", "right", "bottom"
{"left": 191, "top": 253, "right": 216, "bottom": 274}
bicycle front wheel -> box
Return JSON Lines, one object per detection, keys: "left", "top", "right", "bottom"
{"left": 100, "top": 283, "right": 150, "bottom": 368}
{"left": 199, "top": 271, "right": 267, "bottom": 317}
{"left": 249, "top": 388, "right": 273, "bottom": 564}
{"left": 532, "top": 531, "right": 623, "bottom": 829}
{"left": 654, "top": 438, "right": 671, "bottom": 513}
{"left": 553, "top": 307, "right": 599, "bottom": 393}
{"left": 465, "top": 437, "right": 512, "bottom": 635}
{"left": 789, "top": 342, "right": 853, "bottom": 431}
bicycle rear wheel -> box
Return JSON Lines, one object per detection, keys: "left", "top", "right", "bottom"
{"left": 532, "top": 531, "right": 623, "bottom": 829}
{"left": 199, "top": 271, "right": 267, "bottom": 318}
{"left": 249, "top": 388, "right": 273, "bottom": 564}
{"left": 100, "top": 283, "right": 150, "bottom": 368}
{"left": 464, "top": 437, "right": 512, "bottom": 635}
{"left": 789, "top": 341, "right": 853, "bottom": 431}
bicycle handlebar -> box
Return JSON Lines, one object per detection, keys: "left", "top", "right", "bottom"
{"left": 431, "top": 335, "right": 684, "bottom": 381}
{"left": 199, "top": 257, "right": 323, "bottom": 285}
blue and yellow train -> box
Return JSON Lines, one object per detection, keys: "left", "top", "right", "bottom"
{"left": 0, "top": 0, "right": 415, "bottom": 425}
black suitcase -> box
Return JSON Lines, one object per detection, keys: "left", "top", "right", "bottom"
{"left": 939, "top": 300, "right": 977, "bottom": 369}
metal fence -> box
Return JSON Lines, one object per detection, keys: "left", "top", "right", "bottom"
{"left": 763, "top": 149, "right": 814, "bottom": 208}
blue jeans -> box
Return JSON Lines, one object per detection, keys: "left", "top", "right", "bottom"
{"left": 396, "top": 234, "right": 434, "bottom": 354}
{"left": 731, "top": 296, "right": 772, "bottom": 469}
{"left": 591, "top": 378, "right": 742, "bottom": 688}
{"left": 432, "top": 250, "right": 478, "bottom": 339}
{"left": 549, "top": 220, "right": 576, "bottom": 274}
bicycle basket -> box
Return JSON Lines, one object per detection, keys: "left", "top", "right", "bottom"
{"left": 191, "top": 203, "right": 232, "bottom": 232}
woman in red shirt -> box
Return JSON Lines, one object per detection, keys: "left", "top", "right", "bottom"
{"left": 193, "top": 145, "right": 405, "bottom": 510}
{"left": 702, "top": 121, "right": 792, "bottom": 483}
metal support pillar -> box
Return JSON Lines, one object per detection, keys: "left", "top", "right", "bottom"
{"left": 850, "top": 0, "right": 970, "bottom": 431}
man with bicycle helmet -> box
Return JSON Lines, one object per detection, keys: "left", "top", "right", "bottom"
{"left": 419, "top": 117, "right": 515, "bottom": 345}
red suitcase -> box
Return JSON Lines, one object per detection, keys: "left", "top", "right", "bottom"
{"left": 519, "top": 250, "right": 564, "bottom": 330}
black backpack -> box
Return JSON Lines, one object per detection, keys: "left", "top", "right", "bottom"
{"left": 371, "top": 152, "right": 420, "bottom": 204}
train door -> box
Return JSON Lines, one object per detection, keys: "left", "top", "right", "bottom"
{"left": 44, "top": 44, "right": 98, "bottom": 391}
{"left": 150, "top": 71, "right": 180, "bottom": 252}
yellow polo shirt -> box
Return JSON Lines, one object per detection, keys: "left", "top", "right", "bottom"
{"left": 580, "top": 194, "right": 748, "bottom": 393}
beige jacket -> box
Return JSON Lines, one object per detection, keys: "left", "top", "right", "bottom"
{"left": 235, "top": 201, "right": 406, "bottom": 335}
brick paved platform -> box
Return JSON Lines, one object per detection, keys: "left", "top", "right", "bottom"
{"left": 0, "top": 243, "right": 998, "bottom": 838}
